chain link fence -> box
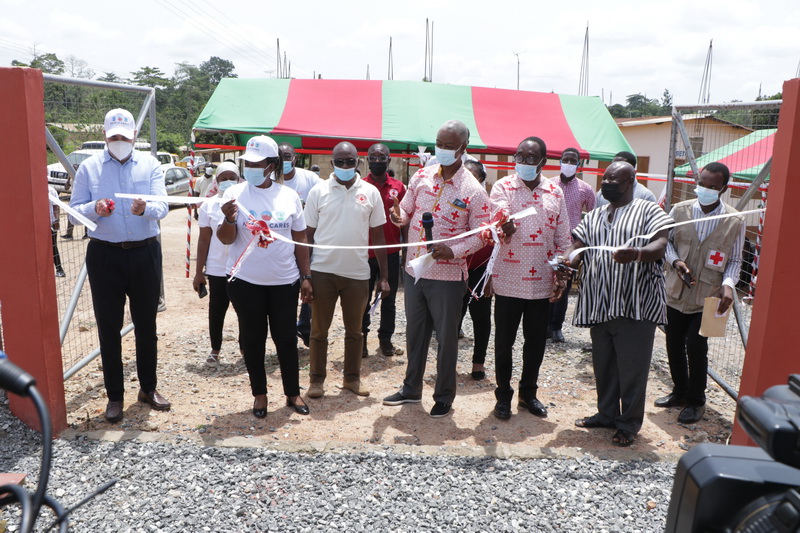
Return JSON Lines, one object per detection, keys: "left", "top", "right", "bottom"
{"left": 665, "top": 101, "right": 780, "bottom": 400}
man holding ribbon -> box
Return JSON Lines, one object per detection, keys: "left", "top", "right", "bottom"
{"left": 382, "top": 119, "right": 491, "bottom": 418}
{"left": 657, "top": 162, "right": 745, "bottom": 424}
{"left": 562, "top": 161, "right": 672, "bottom": 447}
{"left": 304, "top": 142, "right": 390, "bottom": 399}
{"left": 489, "top": 137, "right": 571, "bottom": 420}
{"left": 69, "top": 108, "right": 170, "bottom": 423}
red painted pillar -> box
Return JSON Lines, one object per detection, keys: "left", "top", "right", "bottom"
{"left": 0, "top": 67, "right": 67, "bottom": 435}
{"left": 731, "top": 78, "right": 800, "bottom": 445}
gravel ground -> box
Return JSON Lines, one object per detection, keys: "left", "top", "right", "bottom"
{"left": 0, "top": 396, "right": 677, "bottom": 533}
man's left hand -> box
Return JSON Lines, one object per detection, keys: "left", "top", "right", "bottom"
{"left": 131, "top": 198, "right": 146, "bottom": 216}
{"left": 717, "top": 285, "right": 734, "bottom": 315}
{"left": 430, "top": 243, "right": 454, "bottom": 261}
{"left": 612, "top": 247, "right": 639, "bottom": 264}
{"left": 500, "top": 220, "right": 517, "bottom": 238}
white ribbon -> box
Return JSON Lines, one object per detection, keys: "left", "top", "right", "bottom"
{"left": 115, "top": 193, "right": 226, "bottom": 205}
{"left": 567, "top": 207, "right": 766, "bottom": 263}
{"left": 49, "top": 188, "right": 97, "bottom": 231}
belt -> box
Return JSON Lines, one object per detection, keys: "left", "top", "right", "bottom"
{"left": 89, "top": 236, "right": 157, "bottom": 249}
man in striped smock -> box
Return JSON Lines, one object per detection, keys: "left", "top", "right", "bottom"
{"left": 560, "top": 161, "right": 673, "bottom": 447}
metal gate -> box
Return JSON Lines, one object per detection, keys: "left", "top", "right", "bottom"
{"left": 41, "top": 74, "right": 157, "bottom": 380}
{"left": 665, "top": 101, "right": 781, "bottom": 399}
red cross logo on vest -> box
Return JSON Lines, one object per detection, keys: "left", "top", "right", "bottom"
{"left": 481, "top": 204, "right": 489, "bottom": 213}
{"left": 707, "top": 250, "right": 726, "bottom": 267}
{"left": 451, "top": 211, "right": 460, "bottom": 219}
{"left": 529, "top": 266, "right": 537, "bottom": 276}
{"left": 508, "top": 250, "right": 515, "bottom": 258}
{"left": 434, "top": 203, "right": 442, "bottom": 212}
{"left": 432, "top": 184, "right": 440, "bottom": 193}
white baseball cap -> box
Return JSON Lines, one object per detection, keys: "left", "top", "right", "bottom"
{"left": 238, "top": 135, "right": 279, "bottom": 162}
{"left": 104, "top": 108, "right": 136, "bottom": 139}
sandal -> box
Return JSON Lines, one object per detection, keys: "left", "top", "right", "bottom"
{"left": 205, "top": 353, "right": 220, "bottom": 367}
{"left": 611, "top": 429, "right": 636, "bottom": 447}
{"left": 574, "top": 416, "right": 613, "bottom": 429}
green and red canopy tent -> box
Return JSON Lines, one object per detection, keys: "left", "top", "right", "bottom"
{"left": 192, "top": 79, "right": 631, "bottom": 163}
{"left": 675, "top": 128, "right": 776, "bottom": 183}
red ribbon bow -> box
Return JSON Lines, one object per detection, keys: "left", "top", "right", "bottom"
{"left": 244, "top": 219, "right": 275, "bottom": 248}
{"left": 480, "top": 208, "right": 510, "bottom": 244}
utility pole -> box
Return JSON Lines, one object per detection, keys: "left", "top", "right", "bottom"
{"left": 513, "top": 51, "right": 525, "bottom": 90}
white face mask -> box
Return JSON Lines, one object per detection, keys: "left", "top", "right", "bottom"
{"left": 560, "top": 163, "right": 578, "bottom": 178}
{"left": 108, "top": 140, "right": 133, "bottom": 161}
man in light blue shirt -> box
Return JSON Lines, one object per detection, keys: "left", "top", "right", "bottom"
{"left": 70, "top": 108, "right": 171, "bottom": 423}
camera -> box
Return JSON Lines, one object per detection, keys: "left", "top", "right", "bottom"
{"left": 666, "top": 375, "right": 800, "bottom": 532}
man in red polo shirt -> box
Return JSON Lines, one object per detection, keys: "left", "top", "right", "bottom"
{"left": 362, "top": 143, "right": 407, "bottom": 357}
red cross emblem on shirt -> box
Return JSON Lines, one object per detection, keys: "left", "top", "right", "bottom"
{"left": 532, "top": 192, "right": 540, "bottom": 201}
{"left": 508, "top": 250, "right": 515, "bottom": 258}
{"left": 546, "top": 250, "right": 554, "bottom": 259}
{"left": 451, "top": 211, "right": 460, "bottom": 219}
{"left": 432, "top": 184, "right": 440, "bottom": 193}
{"left": 529, "top": 266, "right": 537, "bottom": 276}
{"left": 481, "top": 204, "right": 489, "bottom": 213}
{"left": 463, "top": 197, "right": 471, "bottom": 205}
{"left": 707, "top": 250, "right": 726, "bottom": 266}
{"left": 548, "top": 215, "right": 555, "bottom": 225}
{"left": 434, "top": 203, "right": 442, "bottom": 212}
{"left": 530, "top": 233, "right": 538, "bottom": 241}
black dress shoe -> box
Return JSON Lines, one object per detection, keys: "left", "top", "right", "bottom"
{"left": 470, "top": 370, "right": 486, "bottom": 381}
{"left": 654, "top": 393, "right": 686, "bottom": 408}
{"left": 678, "top": 404, "right": 705, "bottom": 424}
{"left": 519, "top": 397, "right": 548, "bottom": 417}
{"left": 137, "top": 389, "right": 171, "bottom": 411}
{"left": 105, "top": 400, "right": 123, "bottom": 423}
{"left": 286, "top": 397, "right": 310, "bottom": 415}
{"left": 493, "top": 401, "right": 511, "bottom": 420}
{"left": 551, "top": 329, "right": 565, "bottom": 343}
{"left": 253, "top": 406, "right": 267, "bottom": 419}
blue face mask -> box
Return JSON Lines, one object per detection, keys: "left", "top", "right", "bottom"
{"left": 243, "top": 167, "right": 267, "bottom": 187}
{"left": 435, "top": 146, "right": 459, "bottom": 167}
{"left": 334, "top": 166, "right": 356, "bottom": 182}
{"left": 695, "top": 185, "right": 720, "bottom": 206}
{"left": 217, "top": 180, "right": 235, "bottom": 194}
{"left": 516, "top": 163, "right": 540, "bottom": 182}
{"left": 282, "top": 161, "right": 294, "bottom": 174}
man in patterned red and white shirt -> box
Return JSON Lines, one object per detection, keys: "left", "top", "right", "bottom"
{"left": 548, "top": 147, "right": 596, "bottom": 343}
{"left": 382, "top": 120, "right": 491, "bottom": 418}
{"left": 489, "top": 137, "right": 572, "bottom": 420}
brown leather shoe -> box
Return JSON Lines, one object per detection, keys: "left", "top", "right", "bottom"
{"left": 105, "top": 400, "right": 124, "bottom": 423}
{"left": 137, "top": 389, "right": 171, "bottom": 411}
{"left": 307, "top": 382, "right": 325, "bottom": 398}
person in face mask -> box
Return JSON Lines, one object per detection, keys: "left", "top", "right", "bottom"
{"left": 69, "top": 108, "right": 171, "bottom": 423}
{"left": 193, "top": 162, "right": 241, "bottom": 367}
{"left": 560, "top": 161, "right": 673, "bottom": 447}
{"left": 302, "top": 141, "right": 390, "bottom": 400}
{"left": 547, "top": 147, "right": 597, "bottom": 343}
{"left": 487, "top": 137, "right": 572, "bottom": 420}
{"left": 658, "top": 162, "right": 745, "bottom": 424}
{"left": 217, "top": 135, "right": 313, "bottom": 419}
{"left": 277, "top": 143, "right": 323, "bottom": 348}
{"left": 361, "top": 143, "right": 406, "bottom": 358}
{"left": 595, "top": 151, "right": 657, "bottom": 208}
{"left": 382, "top": 120, "right": 492, "bottom": 419}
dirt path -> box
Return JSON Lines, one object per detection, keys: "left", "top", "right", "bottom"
{"left": 62, "top": 207, "right": 736, "bottom": 457}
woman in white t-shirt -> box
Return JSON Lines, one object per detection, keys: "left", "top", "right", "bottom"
{"left": 217, "top": 136, "right": 314, "bottom": 419}
{"left": 193, "top": 162, "right": 240, "bottom": 367}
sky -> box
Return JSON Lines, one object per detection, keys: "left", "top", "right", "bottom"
{"left": 1, "top": 0, "right": 798, "bottom": 106}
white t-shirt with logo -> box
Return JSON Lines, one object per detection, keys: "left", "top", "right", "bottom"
{"left": 222, "top": 181, "right": 306, "bottom": 286}
{"left": 198, "top": 201, "right": 229, "bottom": 277}
{"left": 281, "top": 168, "right": 322, "bottom": 204}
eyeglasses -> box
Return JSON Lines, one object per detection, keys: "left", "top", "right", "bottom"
{"left": 281, "top": 154, "right": 295, "bottom": 161}
{"left": 333, "top": 158, "right": 358, "bottom": 167}
{"left": 513, "top": 154, "right": 544, "bottom": 165}
{"left": 367, "top": 155, "right": 389, "bottom": 162}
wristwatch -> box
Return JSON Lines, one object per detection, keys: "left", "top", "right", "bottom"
{"left": 224, "top": 217, "right": 236, "bottom": 225}
{"left": 301, "top": 275, "right": 312, "bottom": 280}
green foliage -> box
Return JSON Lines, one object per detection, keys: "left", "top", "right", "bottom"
{"left": 606, "top": 90, "right": 672, "bottom": 119}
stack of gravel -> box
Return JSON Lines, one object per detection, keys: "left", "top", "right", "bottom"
{"left": 1, "top": 396, "right": 677, "bottom": 532}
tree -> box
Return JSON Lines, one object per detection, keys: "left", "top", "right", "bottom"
{"left": 130, "top": 66, "right": 171, "bottom": 89}
{"left": 12, "top": 51, "right": 65, "bottom": 74}
{"left": 661, "top": 89, "right": 673, "bottom": 109}
{"left": 200, "top": 56, "right": 237, "bottom": 86}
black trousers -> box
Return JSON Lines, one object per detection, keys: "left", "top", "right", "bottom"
{"left": 548, "top": 278, "right": 572, "bottom": 332}
{"left": 227, "top": 277, "right": 300, "bottom": 398}
{"left": 207, "top": 274, "right": 231, "bottom": 351}
{"left": 86, "top": 239, "right": 162, "bottom": 402}
{"left": 51, "top": 227, "right": 63, "bottom": 271}
{"left": 665, "top": 306, "right": 708, "bottom": 405}
{"left": 494, "top": 295, "right": 549, "bottom": 403}
{"left": 361, "top": 252, "right": 400, "bottom": 342}
{"left": 460, "top": 264, "right": 492, "bottom": 365}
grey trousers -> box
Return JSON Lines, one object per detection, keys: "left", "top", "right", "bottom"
{"left": 589, "top": 317, "right": 657, "bottom": 434}
{"left": 401, "top": 272, "right": 465, "bottom": 405}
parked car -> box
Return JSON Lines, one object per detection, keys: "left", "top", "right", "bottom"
{"left": 163, "top": 165, "right": 193, "bottom": 196}
{"left": 47, "top": 144, "right": 178, "bottom": 193}
{"left": 179, "top": 156, "right": 206, "bottom": 174}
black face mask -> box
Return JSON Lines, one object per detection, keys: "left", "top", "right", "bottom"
{"left": 601, "top": 182, "right": 625, "bottom": 203}
{"left": 369, "top": 162, "right": 388, "bottom": 176}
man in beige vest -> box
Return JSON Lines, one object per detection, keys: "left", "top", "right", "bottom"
{"left": 656, "top": 162, "right": 745, "bottom": 423}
